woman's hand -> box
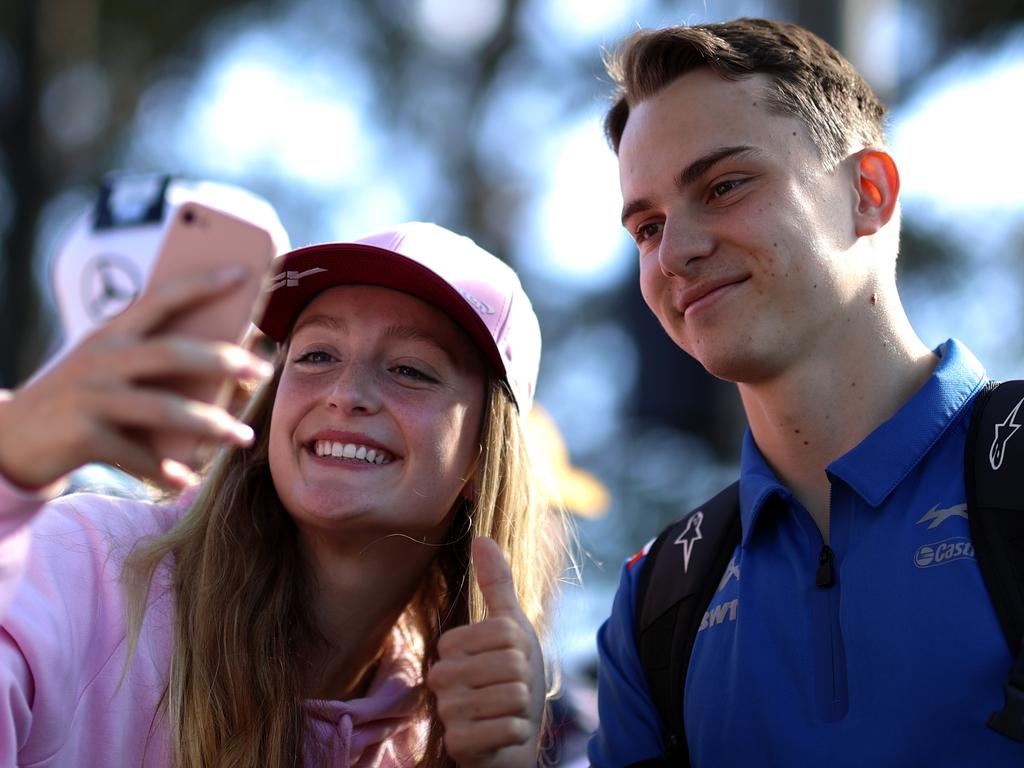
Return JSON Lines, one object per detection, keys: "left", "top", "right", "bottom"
{"left": 429, "top": 537, "right": 545, "bottom": 768}
{"left": 0, "top": 266, "right": 272, "bottom": 491}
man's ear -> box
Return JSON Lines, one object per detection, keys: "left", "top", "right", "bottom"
{"left": 852, "top": 148, "right": 900, "bottom": 237}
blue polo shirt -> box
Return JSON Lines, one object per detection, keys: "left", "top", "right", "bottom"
{"left": 589, "top": 339, "right": 1024, "bottom": 767}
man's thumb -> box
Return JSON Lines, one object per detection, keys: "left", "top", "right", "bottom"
{"left": 472, "top": 536, "right": 521, "bottom": 618}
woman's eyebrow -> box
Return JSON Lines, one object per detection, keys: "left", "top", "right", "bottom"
{"left": 291, "top": 314, "right": 346, "bottom": 336}
{"left": 382, "top": 324, "right": 457, "bottom": 365}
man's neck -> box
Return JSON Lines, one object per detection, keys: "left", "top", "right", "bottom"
{"left": 737, "top": 317, "right": 937, "bottom": 539}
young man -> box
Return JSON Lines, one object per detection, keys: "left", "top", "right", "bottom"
{"left": 589, "top": 18, "right": 1024, "bottom": 766}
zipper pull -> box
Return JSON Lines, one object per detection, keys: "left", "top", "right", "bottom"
{"left": 816, "top": 544, "right": 835, "bottom": 588}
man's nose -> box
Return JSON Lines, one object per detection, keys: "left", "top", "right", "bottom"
{"left": 658, "top": 216, "right": 715, "bottom": 277}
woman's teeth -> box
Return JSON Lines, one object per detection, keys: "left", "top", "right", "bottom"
{"left": 313, "top": 441, "right": 391, "bottom": 464}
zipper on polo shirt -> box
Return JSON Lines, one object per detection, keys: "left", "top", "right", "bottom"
{"left": 816, "top": 544, "right": 836, "bottom": 587}
{"left": 805, "top": 487, "right": 847, "bottom": 722}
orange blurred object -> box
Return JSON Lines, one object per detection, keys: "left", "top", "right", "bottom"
{"left": 526, "top": 405, "right": 610, "bottom": 519}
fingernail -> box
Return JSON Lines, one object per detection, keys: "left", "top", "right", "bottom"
{"left": 234, "top": 422, "right": 255, "bottom": 443}
{"left": 254, "top": 360, "right": 275, "bottom": 379}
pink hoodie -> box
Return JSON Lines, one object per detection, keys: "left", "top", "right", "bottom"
{"left": 0, "top": 475, "right": 426, "bottom": 766}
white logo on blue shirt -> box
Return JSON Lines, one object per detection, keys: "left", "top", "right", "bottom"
{"left": 916, "top": 503, "right": 967, "bottom": 529}
{"left": 718, "top": 554, "right": 740, "bottom": 592}
{"left": 914, "top": 537, "right": 975, "bottom": 568}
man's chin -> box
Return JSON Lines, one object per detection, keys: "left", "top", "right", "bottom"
{"left": 689, "top": 343, "right": 775, "bottom": 385}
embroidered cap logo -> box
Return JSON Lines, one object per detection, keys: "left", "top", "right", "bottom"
{"left": 269, "top": 267, "right": 328, "bottom": 291}
{"left": 674, "top": 510, "right": 704, "bottom": 572}
{"left": 989, "top": 396, "right": 1024, "bottom": 471}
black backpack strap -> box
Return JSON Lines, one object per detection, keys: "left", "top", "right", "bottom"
{"left": 629, "top": 482, "right": 742, "bottom": 767}
{"left": 966, "top": 379, "right": 1024, "bottom": 741}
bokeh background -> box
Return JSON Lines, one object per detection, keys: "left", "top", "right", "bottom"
{"left": 3, "top": 0, "right": 1024, "bottom": 739}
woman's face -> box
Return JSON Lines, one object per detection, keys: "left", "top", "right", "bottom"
{"left": 268, "top": 284, "right": 487, "bottom": 546}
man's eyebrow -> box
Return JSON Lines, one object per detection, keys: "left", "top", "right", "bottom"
{"left": 620, "top": 145, "right": 758, "bottom": 226}
{"left": 676, "top": 145, "right": 757, "bottom": 187}
{"left": 621, "top": 197, "right": 655, "bottom": 227}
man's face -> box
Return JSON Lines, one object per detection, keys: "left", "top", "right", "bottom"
{"left": 618, "top": 69, "right": 864, "bottom": 384}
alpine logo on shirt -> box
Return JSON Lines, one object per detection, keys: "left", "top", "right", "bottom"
{"left": 913, "top": 500, "right": 975, "bottom": 569}
{"left": 916, "top": 503, "right": 967, "bottom": 529}
{"left": 699, "top": 554, "right": 740, "bottom": 633}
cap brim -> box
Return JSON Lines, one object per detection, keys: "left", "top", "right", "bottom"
{"left": 256, "top": 242, "right": 507, "bottom": 380}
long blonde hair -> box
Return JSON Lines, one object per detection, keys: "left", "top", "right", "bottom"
{"left": 124, "top": 362, "right": 568, "bottom": 767}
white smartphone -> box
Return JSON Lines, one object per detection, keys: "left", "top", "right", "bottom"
{"left": 140, "top": 201, "right": 276, "bottom": 464}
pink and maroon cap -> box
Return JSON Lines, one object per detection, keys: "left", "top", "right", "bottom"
{"left": 256, "top": 221, "right": 541, "bottom": 414}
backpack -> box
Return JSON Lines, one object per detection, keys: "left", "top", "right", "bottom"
{"left": 631, "top": 380, "right": 1024, "bottom": 767}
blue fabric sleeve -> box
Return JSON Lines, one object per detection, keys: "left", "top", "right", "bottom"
{"left": 587, "top": 556, "right": 665, "bottom": 766}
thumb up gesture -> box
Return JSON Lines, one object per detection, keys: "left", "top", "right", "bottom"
{"left": 428, "top": 537, "right": 545, "bottom": 767}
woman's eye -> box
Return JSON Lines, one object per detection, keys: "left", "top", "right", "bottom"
{"left": 393, "top": 364, "right": 437, "bottom": 383}
{"left": 294, "top": 350, "right": 335, "bottom": 365}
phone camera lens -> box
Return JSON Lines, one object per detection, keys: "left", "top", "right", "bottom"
{"left": 182, "top": 208, "right": 196, "bottom": 225}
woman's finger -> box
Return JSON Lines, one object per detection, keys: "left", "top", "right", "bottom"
{"left": 429, "top": 645, "right": 532, "bottom": 691}
{"left": 83, "top": 386, "right": 256, "bottom": 445}
{"left": 435, "top": 681, "right": 532, "bottom": 723}
{"left": 105, "top": 265, "right": 251, "bottom": 339}
{"left": 101, "top": 336, "right": 273, "bottom": 386}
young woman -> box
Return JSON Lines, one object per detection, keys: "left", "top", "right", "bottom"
{"left": 0, "top": 222, "right": 566, "bottom": 767}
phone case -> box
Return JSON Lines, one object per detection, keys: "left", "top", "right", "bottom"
{"left": 142, "top": 202, "right": 276, "bottom": 465}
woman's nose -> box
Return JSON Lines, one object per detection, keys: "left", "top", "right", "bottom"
{"left": 326, "top": 362, "right": 382, "bottom": 414}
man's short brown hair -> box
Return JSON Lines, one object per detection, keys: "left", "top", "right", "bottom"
{"left": 603, "top": 18, "right": 887, "bottom": 168}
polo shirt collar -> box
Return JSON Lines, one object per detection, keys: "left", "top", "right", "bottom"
{"left": 737, "top": 339, "right": 986, "bottom": 547}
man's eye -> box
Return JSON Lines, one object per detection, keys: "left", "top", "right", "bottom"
{"left": 710, "top": 179, "right": 743, "bottom": 199}
{"left": 634, "top": 222, "right": 663, "bottom": 244}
